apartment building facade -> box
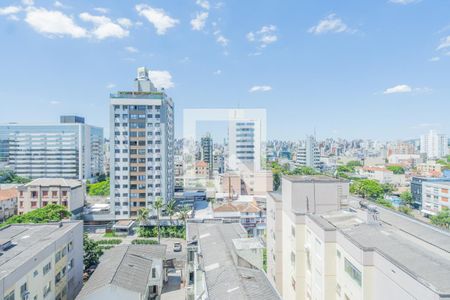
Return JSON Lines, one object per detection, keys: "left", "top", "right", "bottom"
{"left": 411, "top": 176, "right": 450, "bottom": 209}
{"left": 296, "top": 136, "right": 321, "bottom": 170}
{"left": 0, "top": 221, "right": 84, "bottom": 300}
{"left": 267, "top": 175, "right": 450, "bottom": 300}
{"left": 0, "top": 116, "right": 103, "bottom": 180}
{"left": 0, "top": 188, "right": 18, "bottom": 221}
{"left": 17, "top": 178, "right": 84, "bottom": 216}
{"left": 110, "top": 67, "right": 174, "bottom": 219}
{"left": 421, "top": 181, "right": 450, "bottom": 216}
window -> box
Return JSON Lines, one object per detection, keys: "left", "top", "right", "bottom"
{"left": 4, "top": 290, "right": 14, "bottom": 300}
{"left": 43, "top": 281, "right": 51, "bottom": 297}
{"left": 55, "top": 251, "right": 61, "bottom": 263}
{"left": 43, "top": 262, "right": 51, "bottom": 275}
{"left": 20, "top": 283, "right": 28, "bottom": 297}
{"left": 34, "top": 270, "right": 38, "bottom": 277}
{"left": 344, "top": 258, "right": 362, "bottom": 286}
{"left": 152, "top": 268, "right": 156, "bottom": 278}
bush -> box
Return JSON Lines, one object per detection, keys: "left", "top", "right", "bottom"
{"left": 103, "top": 231, "right": 117, "bottom": 238}
{"left": 97, "top": 239, "right": 122, "bottom": 245}
{"left": 376, "top": 198, "right": 394, "bottom": 209}
{"left": 87, "top": 178, "right": 110, "bottom": 196}
{"left": 132, "top": 239, "right": 159, "bottom": 245}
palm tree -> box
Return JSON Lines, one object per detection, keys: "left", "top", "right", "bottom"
{"left": 136, "top": 207, "right": 149, "bottom": 226}
{"left": 178, "top": 205, "right": 190, "bottom": 232}
{"left": 166, "top": 199, "right": 176, "bottom": 225}
{"left": 152, "top": 197, "right": 164, "bottom": 244}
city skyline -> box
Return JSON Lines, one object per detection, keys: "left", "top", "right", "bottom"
{"left": 1, "top": 0, "right": 450, "bottom": 140}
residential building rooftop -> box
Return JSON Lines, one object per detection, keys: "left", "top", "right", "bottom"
{"left": 23, "top": 178, "right": 82, "bottom": 188}
{"left": 0, "top": 221, "right": 81, "bottom": 281}
{"left": 76, "top": 245, "right": 166, "bottom": 298}
{"left": 0, "top": 188, "right": 17, "bottom": 201}
{"left": 187, "top": 223, "right": 281, "bottom": 300}
{"left": 311, "top": 200, "right": 450, "bottom": 296}
{"left": 282, "top": 175, "right": 348, "bottom": 183}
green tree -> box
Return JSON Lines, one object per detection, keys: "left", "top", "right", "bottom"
{"left": 83, "top": 233, "right": 103, "bottom": 269}
{"left": 346, "top": 160, "right": 362, "bottom": 168}
{"left": 400, "top": 191, "right": 413, "bottom": 207}
{"left": 350, "top": 179, "right": 384, "bottom": 200}
{"left": 178, "top": 206, "right": 190, "bottom": 239}
{"left": 87, "top": 178, "right": 110, "bottom": 196}
{"left": 0, "top": 170, "right": 31, "bottom": 184}
{"left": 152, "top": 197, "right": 164, "bottom": 244}
{"left": 386, "top": 166, "right": 405, "bottom": 174}
{"left": 273, "top": 171, "right": 281, "bottom": 191}
{"left": 292, "top": 166, "right": 317, "bottom": 175}
{"left": 2, "top": 204, "right": 70, "bottom": 227}
{"left": 166, "top": 199, "right": 177, "bottom": 225}
{"left": 136, "top": 207, "right": 149, "bottom": 226}
{"left": 430, "top": 208, "right": 450, "bottom": 229}
{"left": 398, "top": 205, "right": 412, "bottom": 215}
{"left": 381, "top": 183, "right": 395, "bottom": 195}
{"left": 375, "top": 198, "right": 394, "bottom": 209}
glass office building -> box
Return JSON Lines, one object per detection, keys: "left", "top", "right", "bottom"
{"left": 0, "top": 116, "right": 103, "bottom": 180}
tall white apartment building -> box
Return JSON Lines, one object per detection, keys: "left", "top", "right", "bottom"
{"left": 0, "top": 221, "right": 84, "bottom": 300}
{"left": 296, "top": 135, "right": 321, "bottom": 170}
{"left": 110, "top": 67, "right": 174, "bottom": 219}
{"left": 228, "top": 120, "right": 262, "bottom": 172}
{"left": 0, "top": 116, "right": 104, "bottom": 180}
{"left": 267, "top": 175, "right": 450, "bottom": 300}
{"left": 420, "top": 130, "right": 448, "bottom": 159}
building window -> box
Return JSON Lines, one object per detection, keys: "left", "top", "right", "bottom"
{"left": 152, "top": 268, "right": 156, "bottom": 278}
{"left": 43, "top": 262, "right": 51, "bottom": 275}
{"left": 344, "top": 258, "right": 362, "bottom": 286}
{"left": 43, "top": 281, "right": 51, "bottom": 297}
{"left": 4, "top": 290, "right": 14, "bottom": 300}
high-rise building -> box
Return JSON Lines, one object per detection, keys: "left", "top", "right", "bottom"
{"left": 296, "top": 135, "right": 321, "bottom": 170}
{"left": 228, "top": 120, "right": 261, "bottom": 171}
{"left": 420, "top": 130, "right": 448, "bottom": 159}
{"left": 110, "top": 67, "right": 174, "bottom": 219}
{"left": 200, "top": 133, "right": 213, "bottom": 178}
{"left": 0, "top": 116, "right": 104, "bottom": 180}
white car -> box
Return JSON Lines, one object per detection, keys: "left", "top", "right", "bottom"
{"left": 173, "top": 242, "right": 182, "bottom": 252}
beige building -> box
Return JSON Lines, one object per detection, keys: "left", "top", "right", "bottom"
{"left": 0, "top": 188, "right": 18, "bottom": 221}
{"left": 0, "top": 221, "right": 84, "bottom": 300}
{"left": 267, "top": 175, "right": 450, "bottom": 300}
{"left": 220, "top": 170, "right": 273, "bottom": 196}
{"left": 18, "top": 178, "right": 84, "bottom": 216}
{"left": 416, "top": 161, "right": 442, "bottom": 177}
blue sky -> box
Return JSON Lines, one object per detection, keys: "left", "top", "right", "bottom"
{"left": 0, "top": 0, "right": 449, "bottom": 141}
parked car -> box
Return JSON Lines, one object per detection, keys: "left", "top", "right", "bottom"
{"left": 173, "top": 242, "right": 182, "bottom": 252}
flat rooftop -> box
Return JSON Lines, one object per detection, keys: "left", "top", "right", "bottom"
{"left": 283, "top": 175, "right": 348, "bottom": 183}
{"left": 0, "top": 221, "right": 81, "bottom": 281}
{"left": 24, "top": 178, "right": 82, "bottom": 188}
{"left": 316, "top": 201, "right": 450, "bottom": 296}
{"left": 187, "top": 223, "right": 280, "bottom": 300}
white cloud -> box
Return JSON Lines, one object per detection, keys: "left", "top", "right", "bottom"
{"left": 136, "top": 4, "right": 179, "bottom": 35}
{"left": 216, "top": 35, "right": 228, "bottom": 46}
{"left": 191, "top": 11, "right": 208, "bottom": 31}
{"left": 7, "top": 15, "right": 19, "bottom": 21}
{"left": 53, "top": 1, "right": 69, "bottom": 9}
{"left": 25, "top": 8, "right": 88, "bottom": 38}
{"left": 50, "top": 100, "right": 61, "bottom": 105}
{"left": 437, "top": 36, "right": 450, "bottom": 51}
{"left": 79, "top": 12, "right": 129, "bottom": 39}
{"left": 125, "top": 46, "right": 138, "bottom": 53}
{"left": 389, "top": 0, "right": 417, "bottom": 4}
{"left": 308, "top": 14, "right": 355, "bottom": 35}
{"left": 429, "top": 56, "right": 440, "bottom": 62}
{"left": 213, "top": 69, "right": 222, "bottom": 75}
{"left": 247, "top": 25, "right": 278, "bottom": 48}
{"left": 383, "top": 84, "right": 412, "bottom": 94}
{"left": 106, "top": 83, "right": 116, "bottom": 89}
{"left": 93, "top": 7, "right": 109, "bottom": 14}
{"left": 117, "top": 18, "right": 132, "bottom": 28}
{"left": 22, "top": 0, "right": 33, "bottom": 6}
{"left": 180, "top": 56, "right": 190, "bottom": 63}
{"left": 196, "top": 0, "right": 210, "bottom": 10}
{"left": 0, "top": 6, "right": 22, "bottom": 15}
{"left": 249, "top": 85, "right": 272, "bottom": 93}
{"left": 148, "top": 70, "right": 174, "bottom": 89}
